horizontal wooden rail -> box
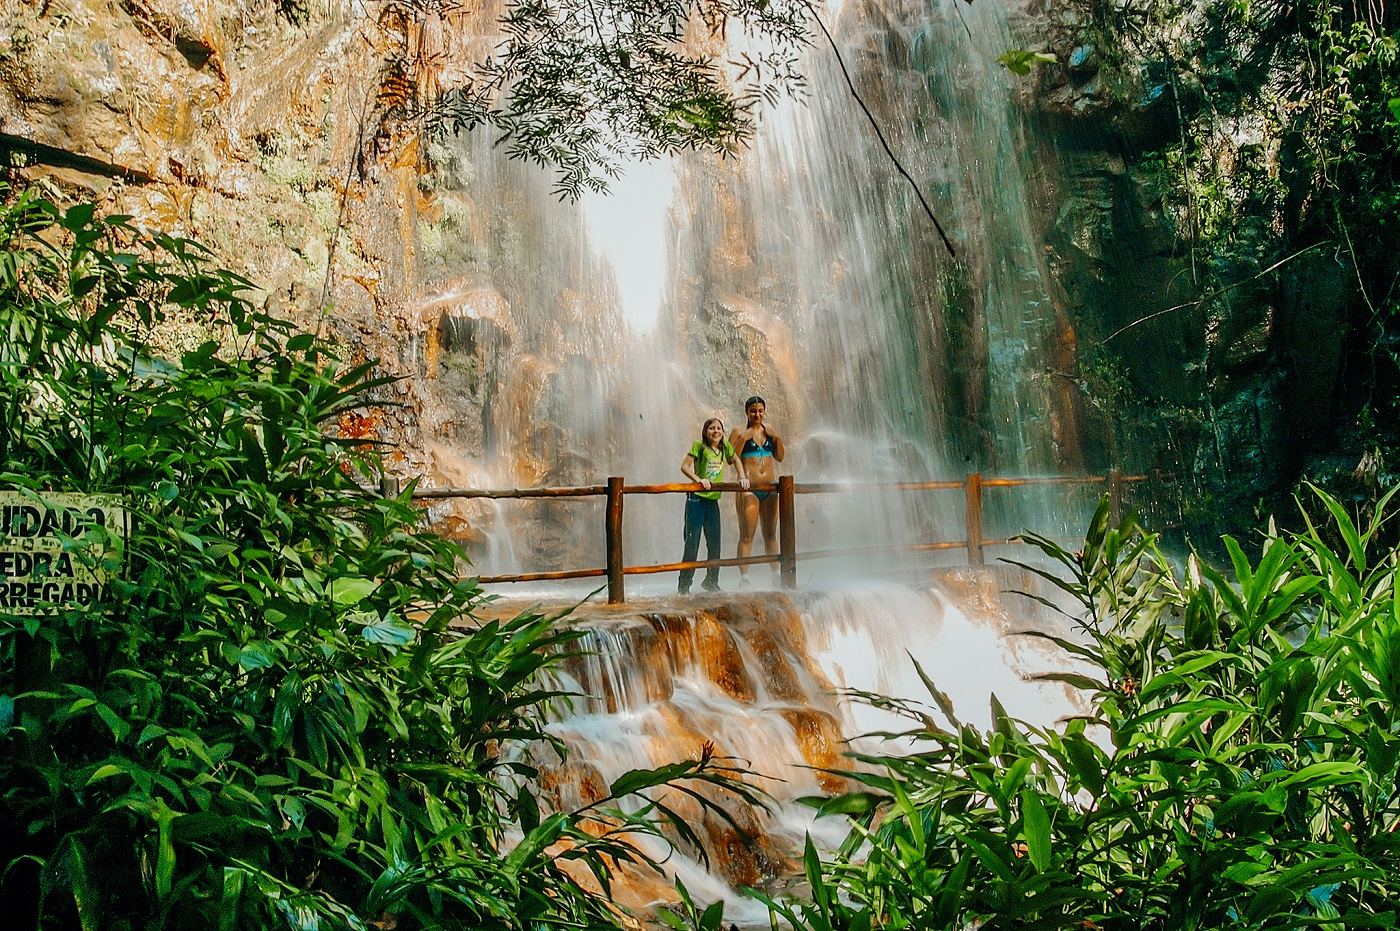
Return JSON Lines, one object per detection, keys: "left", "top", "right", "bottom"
{"left": 627, "top": 553, "right": 781, "bottom": 576}
{"left": 623, "top": 481, "right": 776, "bottom": 495}
{"left": 412, "top": 484, "right": 606, "bottom": 500}
{"left": 478, "top": 539, "right": 1058, "bottom": 586}
{"left": 478, "top": 567, "right": 607, "bottom": 584}
{"left": 795, "top": 475, "right": 1147, "bottom": 493}
{"left": 478, "top": 555, "right": 783, "bottom": 586}
{"left": 406, "top": 474, "right": 1148, "bottom": 501}
{"left": 982, "top": 474, "right": 1142, "bottom": 487}
{"left": 797, "top": 540, "right": 969, "bottom": 560}
{"left": 794, "top": 480, "right": 965, "bottom": 494}
{"left": 793, "top": 537, "right": 1060, "bottom": 563}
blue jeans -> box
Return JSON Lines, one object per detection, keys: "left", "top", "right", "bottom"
{"left": 679, "top": 494, "right": 721, "bottom": 591}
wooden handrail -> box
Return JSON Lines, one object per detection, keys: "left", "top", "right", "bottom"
{"left": 622, "top": 480, "right": 776, "bottom": 495}
{"left": 984, "top": 475, "right": 1120, "bottom": 487}
{"left": 478, "top": 567, "right": 607, "bottom": 584}
{"left": 794, "top": 479, "right": 965, "bottom": 494}
{"left": 797, "top": 540, "right": 969, "bottom": 560}
{"left": 627, "top": 553, "right": 781, "bottom": 576}
{"left": 407, "top": 474, "right": 1148, "bottom": 500}
{"left": 476, "top": 539, "right": 1063, "bottom": 586}
{"left": 412, "top": 484, "right": 607, "bottom": 499}
{"left": 397, "top": 470, "right": 1152, "bottom": 602}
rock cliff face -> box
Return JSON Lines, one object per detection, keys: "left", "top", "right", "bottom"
{"left": 1015, "top": 1, "right": 1394, "bottom": 526}
{"left": 3, "top": 3, "right": 770, "bottom": 571}
{"left": 3, "top": 2, "right": 387, "bottom": 304}
{"left": 2, "top": 0, "right": 500, "bottom": 478}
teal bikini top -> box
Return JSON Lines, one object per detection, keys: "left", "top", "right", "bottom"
{"left": 741, "top": 433, "right": 776, "bottom": 458}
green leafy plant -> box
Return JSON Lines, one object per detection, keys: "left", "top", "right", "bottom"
{"left": 996, "top": 48, "right": 1057, "bottom": 75}
{"left": 761, "top": 492, "right": 1400, "bottom": 929}
{"left": 0, "top": 186, "right": 759, "bottom": 929}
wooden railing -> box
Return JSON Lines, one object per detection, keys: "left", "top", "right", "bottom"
{"left": 395, "top": 470, "right": 1147, "bottom": 605}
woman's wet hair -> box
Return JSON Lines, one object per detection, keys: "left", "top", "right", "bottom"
{"left": 700, "top": 417, "right": 725, "bottom": 447}
{"left": 744, "top": 395, "right": 766, "bottom": 410}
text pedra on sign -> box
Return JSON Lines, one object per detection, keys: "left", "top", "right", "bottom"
{"left": 0, "top": 492, "right": 128, "bottom": 614}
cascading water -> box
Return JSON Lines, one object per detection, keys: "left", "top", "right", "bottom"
{"left": 525, "top": 570, "right": 1086, "bottom": 916}
{"left": 417, "top": 0, "right": 1100, "bottom": 914}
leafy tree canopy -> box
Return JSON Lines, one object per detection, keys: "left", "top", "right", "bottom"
{"left": 382, "top": 0, "right": 813, "bottom": 197}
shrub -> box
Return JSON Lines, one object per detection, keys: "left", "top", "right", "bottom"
{"left": 762, "top": 493, "right": 1400, "bottom": 929}
{"left": 0, "top": 186, "right": 744, "bottom": 930}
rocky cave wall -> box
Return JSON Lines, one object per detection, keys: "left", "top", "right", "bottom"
{"left": 1017, "top": 0, "right": 1384, "bottom": 530}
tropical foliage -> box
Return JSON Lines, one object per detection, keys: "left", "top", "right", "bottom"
{"left": 9, "top": 181, "right": 1400, "bottom": 931}
{"left": 0, "top": 186, "right": 752, "bottom": 930}
{"left": 759, "top": 493, "right": 1400, "bottom": 929}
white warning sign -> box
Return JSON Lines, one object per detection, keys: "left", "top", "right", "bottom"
{"left": 0, "top": 492, "right": 127, "bottom": 614}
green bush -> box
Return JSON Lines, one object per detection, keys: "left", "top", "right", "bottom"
{"left": 0, "top": 187, "right": 747, "bottom": 929}
{"left": 761, "top": 494, "right": 1400, "bottom": 930}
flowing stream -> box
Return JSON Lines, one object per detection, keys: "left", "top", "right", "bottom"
{"left": 528, "top": 572, "right": 1084, "bottom": 916}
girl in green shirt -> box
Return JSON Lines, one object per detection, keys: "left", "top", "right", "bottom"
{"left": 678, "top": 418, "right": 748, "bottom": 593}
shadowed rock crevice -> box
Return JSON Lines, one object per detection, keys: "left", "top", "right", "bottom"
{"left": 0, "top": 133, "right": 154, "bottom": 182}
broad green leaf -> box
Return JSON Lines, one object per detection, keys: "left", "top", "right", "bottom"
{"left": 1223, "top": 860, "right": 1270, "bottom": 884}
{"left": 329, "top": 576, "right": 377, "bottom": 605}
{"left": 219, "top": 868, "right": 245, "bottom": 931}
{"left": 1270, "top": 760, "right": 1366, "bottom": 789}
{"left": 505, "top": 813, "right": 569, "bottom": 871}
{"left": 65, "top": 839, "right": 100, "bottom": 931}
{"left": 1021, "top": 788, "right": 1052, "bottom": 872}
{"left": 237, "top": 643, "right": 274, "bottom": 670}
{"left": 360, "top": 616, "right": 415, "bottom": 646}
{"left": 86, "top": 763, "right": 128, "bottom": 786}
{"left": 1064, "top": 735, "right": 1104, "bottom": 798}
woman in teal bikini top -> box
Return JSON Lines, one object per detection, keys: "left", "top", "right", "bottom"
{"left": 729, "top": 396, "right": 786, "bottom": 584}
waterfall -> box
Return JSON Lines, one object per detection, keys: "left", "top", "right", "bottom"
{"left": 416, "top": 1, "right": 1104, "bottom": 915}
{"left": 417, "top": 0, "right": 1096, "bottom": 583}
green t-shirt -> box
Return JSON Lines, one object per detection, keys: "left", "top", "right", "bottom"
{"left": 688, "top": 440, "right": 734, "bottom": 500}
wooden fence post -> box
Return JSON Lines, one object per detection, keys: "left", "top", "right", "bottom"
{"left": 964, "top": 472, "right": 984, "bottom": 567}
{"left": 1108, "top": 467, "right": 1122, "bottom": 525}
{"left": 778, "top": 475, "right": 797, "bottom": 590}
{"left": 605, "top": 476, "right": 625, "bottom": 604}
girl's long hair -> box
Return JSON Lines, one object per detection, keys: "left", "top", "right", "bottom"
{"left": 699, "top": 417, "right": 725, "bottom": 450}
